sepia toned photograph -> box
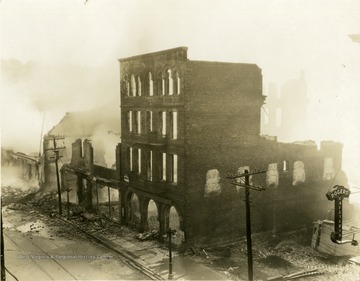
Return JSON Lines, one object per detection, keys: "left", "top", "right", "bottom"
{"left": 1, "top": 1, "right": 360, "bottom": 280}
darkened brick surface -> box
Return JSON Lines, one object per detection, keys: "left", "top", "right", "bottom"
{"left": 117, "top": 47, "right": 350, "bottom": 247}
{"left": 63, "top": 46, "right": 352, "bottom": 248}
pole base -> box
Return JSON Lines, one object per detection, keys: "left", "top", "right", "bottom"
{"left": 168, "top": 273, "right": 173, "bottom": 280}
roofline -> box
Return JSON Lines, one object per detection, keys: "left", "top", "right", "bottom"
{"left": 118, "top": 46, "right": 188, "bottom": 62}
{"left": 189, "top": 59, "right": 261, "bottom": 68}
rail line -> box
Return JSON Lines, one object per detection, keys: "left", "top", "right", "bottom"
{"left": 4, "top": 231, "right": 77, "bottom": 280}
{"left": 58, "top": 217, "right": 165, "bottom": 280}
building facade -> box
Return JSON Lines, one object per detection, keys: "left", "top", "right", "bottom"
{"left": 61, "top": 47, "right": 350, "bottom": 249}
{"left": 118, "top": 47, "right": 348, "bottom": 247}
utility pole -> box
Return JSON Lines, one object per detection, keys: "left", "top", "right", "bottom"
{"left": 227, "top": 168, "right": 266, "bottom": 281}
{"left": 1, "top": 199, "right": 5, "bottom": 281}
{"left": 164, "top": 228, "right": 176, "bottom": 280}
{"left": 45, "top": 135, "right": 65, "bottom": 215}
{"left": 244, "top": 171, "right": 253, "bottom": 280}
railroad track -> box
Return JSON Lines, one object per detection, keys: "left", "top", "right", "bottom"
{"left": 4, "top": 231, "right": 78, "bottom": 280}
{"left": 58, "top": 217, "right": 165, "bottom": 280}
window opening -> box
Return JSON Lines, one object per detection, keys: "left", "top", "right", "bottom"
{"left": 162, "top": 153, "right": 166, "bottom": 180}
{"left": 128, "top": 111, "right": 133, "bottom": 132}
{"left": 149, "top": 72, "right": 153, "bottom": 96}
{"left": 168, "top": 69, "right": 173, "bottom": 95}
{"left": 137, "top": 76, "right": 142, "bottom": 96}
{"left": 171, "top": 111, "right": 178, "bottom": 139}
{"left": 171, "top": 154, "right": 178, "bottom": 183}
{"left": 137, "top": 111, "right": 141, "bottom": 134}
{"left": 129, "top": 147, "right": 133, "bottom": 171}
{"left": 138, "top": 148, "right": 142, "bottom": 174}
{"left": 131, "top": 75, "right": 136, "bottom": 97}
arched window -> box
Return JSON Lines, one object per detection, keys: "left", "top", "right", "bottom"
{"left": 162, "top": 75, "right": 165, "bottom": 96}
{"left": 167, "top": 69, "right": 173, "bottom": 95}
{"left": 148, "top": 72, "right": 153, "bottom": 96}
{"left": 147, "top": 199, "right": 158, "bottom": 230}
{"left": 129, "top": 193, "right": 140, "bottom": 224}
{"left": 131, "top": 74, "right": 136, "bottom": 97}
{"left": 128, "top": 111, "right": 133, "bottom": 132}
{"left": 174, "top": 71, "right": 180, "bottom": 95}
{"left": 123, "top": 76, "right": 130, "bottom": 96}
{"left": 127, "top": 81, "right": 130, "bottom": 96}
{"left": 177, "top": 74, "right": 180, "bottom": 95}
{"left": 137, "top": 76, "right": 142, "bottom": 96}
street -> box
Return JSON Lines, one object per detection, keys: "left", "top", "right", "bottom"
{"left": 2, "top": 206, "right": 148, "bottom": 281}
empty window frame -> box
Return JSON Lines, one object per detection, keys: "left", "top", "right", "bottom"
{"left": 162, "top": 153, "right": 166, "bottom": 181}
{"left": 161, "top": 111, "right": 166, "bottom": 136}
{"left": 162, "top": 76, "right": 165, "bottom": 96}
{"left": 167, "top": 69, "right": 173, "bottom": 95}
{"left": 136, "top": 111, "right": 141, "bottom": 134}
{"left": 171, "top": 111, "right": 178, "bottom": 139}
{"left": 283, "top": 160, "right": 289, "bottom": 172}
{"left": 176, "top": 73, "right": 180, "bottom": 95}
{"left": 171, "top": 154, "right": 178, "bottom": 183}
{"left": 138, "top": 148, "right": 142, "bottom": 174}
{"left": 124, "top": 77, "right": 130, "bottom": 96}
{"left": 148, "top": 72, "right": 154, "bottom": 96}
{"left": 157, "top": 76, "right": 162, "bottom": 96}
{"left": 128, "top": 111, "right": 133, "bottom": 132}
{"left": 137, "top": 76, "right": 142, "bottom": 96}
{"left": 147, "top": 111, "right": 153, "bottom": 132}
{"left": 147, "top": 150, "right": 153, "bottom": 181}
{"left": 131, "top": 74, "right": 136, "bottom": 97}
{"left": 129, "top": 147, "right": 133, "bottom": 171}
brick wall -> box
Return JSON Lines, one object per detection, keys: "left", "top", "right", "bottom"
{"left": 118, "top": 47, "right": 348, "bottom": 248}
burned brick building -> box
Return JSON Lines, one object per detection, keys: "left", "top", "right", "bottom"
{"left": 62, "top": 47, "right": 349, "bottom": 248}
{"left": 117, "top": 47, "right": 348, "bottom": 247}
{"left": 42, "top": 105, "right": 119, "bottom": 189}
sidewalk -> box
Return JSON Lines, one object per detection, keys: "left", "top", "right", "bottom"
{"left": 61, "top": 217, "right": 229, "bottom": 280}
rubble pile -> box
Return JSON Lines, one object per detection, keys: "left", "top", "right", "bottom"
{"left": 1, "top": 185, "right": 39, "bottom": 205}
{"left": 136, "top": 229, "right": 159, "bottom": 241}
{"left": 185, "top": 229, "right": 360, "bottom": 281}
{"left": 3, "top": 183, "right": 360, "bottom": 280}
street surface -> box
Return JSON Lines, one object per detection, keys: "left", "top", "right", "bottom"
{"left": 3, "top": 206, "right": 148, "bottom": 281}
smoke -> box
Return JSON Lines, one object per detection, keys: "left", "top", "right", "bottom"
{"left": 1, "top": 166, "right": 39, "bottom": 191}
{"left": 1, "top": 0, "right": 359, "bottom": 189}
{"left": 1, "top": 59, "right": 119, "bottom": 154}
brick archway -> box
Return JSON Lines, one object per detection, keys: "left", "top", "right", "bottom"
{"left": 161, "top": 204, "right": 184, "bottom": 245}
{"left": 125, "top": 191, "right": 141, "bottom": 230}
{"left": 143, "top": 198, "right": 160, "bottom": 232}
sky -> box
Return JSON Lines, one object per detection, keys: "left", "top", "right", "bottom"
{"left": 1, "top": 0, "right": 360, "bottom": 186}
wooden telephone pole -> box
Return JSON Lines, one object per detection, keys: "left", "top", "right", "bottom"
{"left": 227, "top": 169, "right": 266, "bottom": 281}
{"left": 45, "top": 135, "right": 65, "bottom": 215}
